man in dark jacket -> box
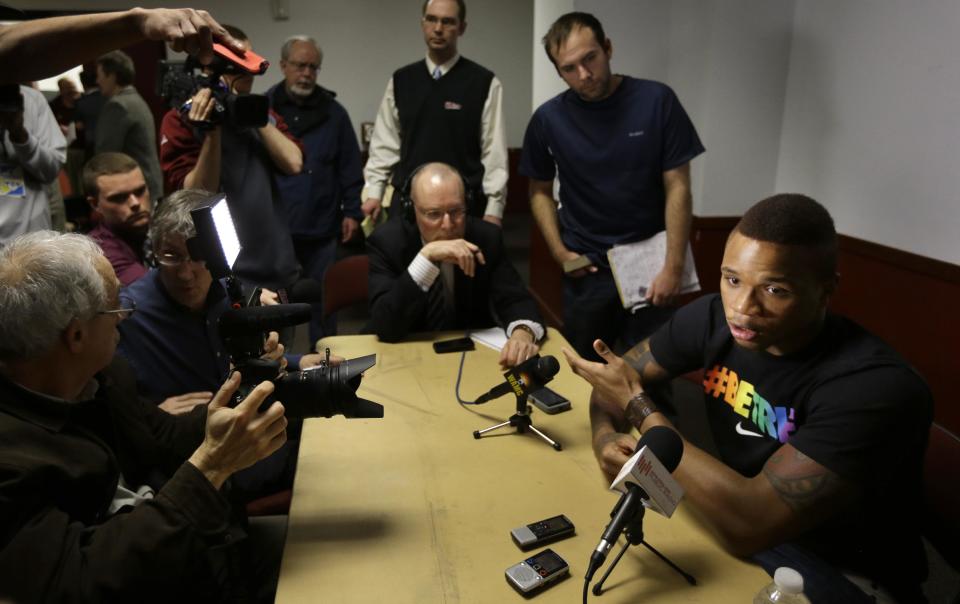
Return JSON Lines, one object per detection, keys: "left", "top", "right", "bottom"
{"left": 267, "top": 35, "right": 364, "bottom": 343}
{"left": 365, "top": 162, "right": 542, "bottom": 369}
{"left": 94, "top": 50, "right": 164, "bottom": 204}
{"left": 0, "top": 231, "right": 288, "bottom": 602}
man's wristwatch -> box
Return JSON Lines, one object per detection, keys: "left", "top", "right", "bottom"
{"left": 625, "top": 391, "right": 659, "bottom": 428}
{"left": 512, "top": 324, "right": 536, "bottom": 340}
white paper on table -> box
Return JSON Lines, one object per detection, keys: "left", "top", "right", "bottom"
{"left": 470, "top": 327, "right": 508, "bottom": 351}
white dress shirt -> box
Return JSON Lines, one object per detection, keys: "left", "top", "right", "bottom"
{"left": 362, "top": 54, "right": 509, "bottom": 219}
{"left": 407, "top": 250, "right": 544, "bottom": 341}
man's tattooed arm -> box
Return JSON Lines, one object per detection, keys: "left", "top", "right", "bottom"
{"left": 621, "top": 339, "right": 672, "bottom": 384}
{"left": 762, "top": 446, "right": 856, "bottom": 513}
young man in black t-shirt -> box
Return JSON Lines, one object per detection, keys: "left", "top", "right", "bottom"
{"left": 565, "top": 194, "right": 932, "bottom": 603}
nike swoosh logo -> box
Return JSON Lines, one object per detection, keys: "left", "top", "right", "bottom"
{"left": 735, "top": 421, "right": 764, "bottom": 438}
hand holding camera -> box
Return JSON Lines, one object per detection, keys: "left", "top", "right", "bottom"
{"left": 0, "top": 85, "right": 26, "bottom": 144}
{"left": 188, "top": 372, "right": 288, "bottom": 489}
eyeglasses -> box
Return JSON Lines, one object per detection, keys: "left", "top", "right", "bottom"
{"left": 98, "top": 301, "right": 136, "bottom": 320}
{"left": 157, "top": 251, "right": 206, "bottom": 268}
{"left": 287, "top": 60, "right": 320, "bottom": 72}
{"left": 416, "top": 206, "right": 467, "bottom": 222}
{"left": 422, "top": 14, "right": 459, "bottom": 28}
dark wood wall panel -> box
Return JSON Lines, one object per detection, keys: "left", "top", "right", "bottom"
{"left": 527, "top": 213, "right": 960, "bottom": 433}
{"left": 504, "top": 148, "right": 528, "bottom": 215}
{"left": 528, "top": 217, "right": 564, "bottom": 327}
{"left": 830, "top": 238, "right": 960, "bottom": 432}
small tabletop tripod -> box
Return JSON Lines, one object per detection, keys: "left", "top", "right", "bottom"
{"left": 591, "top": 505, "right": 696, "bottom": 596}
{"left": 472, "top": 391, "right": 562, "bottom": 451}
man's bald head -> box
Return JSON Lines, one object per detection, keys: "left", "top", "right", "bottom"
{"left": 410, "top": 163, "right": 468, "bottom": 242}
{"left": 410, "top": 162, "right": 465, "bottom": 206}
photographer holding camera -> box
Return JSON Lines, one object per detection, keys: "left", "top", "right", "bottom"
{"left": 116, "top": 188, "right": 327, "bottom": 409}
{"left": 0, "top": 84, "right": 66, "bottom": 245}
{"left": 0, "top": 230, "right": 288, "bottom": 602}
{"left": 159, "top": 24, "right": 303, "bottom": 293}
{"left": 116, "top": 188, "right": 328, "bottom": 501}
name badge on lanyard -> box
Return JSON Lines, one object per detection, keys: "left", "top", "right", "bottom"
{"left": 0, "top": 162, "right": 26, "bottom": 198}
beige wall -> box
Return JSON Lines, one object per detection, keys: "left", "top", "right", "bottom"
{"left": 24, "top": 0, "right": 534, "bottom": 147}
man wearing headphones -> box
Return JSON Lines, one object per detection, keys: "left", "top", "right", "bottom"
{"left": 365, "top": 162, "right": 542, "bottom": 368}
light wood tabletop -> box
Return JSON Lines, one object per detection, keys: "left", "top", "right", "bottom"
{"left": 276, "top": 329, "right": 766, "bottom": 603}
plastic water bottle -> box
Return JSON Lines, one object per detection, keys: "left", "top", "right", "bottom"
{"left": 753, "top": 567, "right": 811, "bottom": 604}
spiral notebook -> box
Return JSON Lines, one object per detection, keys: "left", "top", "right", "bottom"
{"left": 606, "top": 231, "right": 701, "bottom": 312}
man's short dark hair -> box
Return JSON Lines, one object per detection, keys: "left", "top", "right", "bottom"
{"left": 735, "top": 193, "right": 838, "bottom": 280}
{"left": 542, "top": 12, "right": 607, "bottom": 67}
{"left": 82, "top": 152, "right": 140, "bottom": 198}
{"left": 96, "top": 50, "right": 135, "bottom": 86}
{"left": 421, "top": 0, "right": 466, "bottom": 23}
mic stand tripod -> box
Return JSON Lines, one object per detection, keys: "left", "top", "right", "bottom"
{"left": 591, "top": 506, "right": 696, "bottom": 596}
{"left": 472, "top": 392, "right": 562, "bottom": 451}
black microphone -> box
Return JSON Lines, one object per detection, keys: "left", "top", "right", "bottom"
{"left": 287, "top": 278, "right": 324, "bottom": 304}
{"left": 585, "top": 426, "right": 684, "bottom": 582}
{"left": 218, "top": 303, "right": 313, "bottom": 337}
{"left": 473, "top": 355, "right": 560, "bottom": 404}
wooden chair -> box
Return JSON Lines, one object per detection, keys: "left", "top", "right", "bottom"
{"left": 245, "top": 489, "right": 292, "bottom": 517}
{"left": 322, "top": 254, "right": 370, "bottom": 321}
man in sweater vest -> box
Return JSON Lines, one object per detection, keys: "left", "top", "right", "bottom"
{"left": 362, "top": 0, "right": 508, "bottom": 226}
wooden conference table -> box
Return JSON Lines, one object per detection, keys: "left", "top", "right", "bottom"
{"left": 275, "top": 329, "right": 766, "bottom": 603}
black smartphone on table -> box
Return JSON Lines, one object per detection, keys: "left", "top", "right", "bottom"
{"left": 433, "top": 336, "right": 475, "bottom": 354}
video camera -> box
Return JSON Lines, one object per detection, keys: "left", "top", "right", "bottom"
{"left": 0, "top": 84, "right": 23, "bottom": 113}
{"left": 159, "top": 43, "right": 270, "bottom": 130}
{"left": 187, "top": 193, "right": 383, "bottom": 419}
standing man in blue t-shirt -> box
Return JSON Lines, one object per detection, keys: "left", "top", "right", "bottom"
{"left": 520, "top": 12, "right": 705, "bottom": 360}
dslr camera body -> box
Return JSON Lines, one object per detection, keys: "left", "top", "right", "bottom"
{"left": 185, "top": 192, "right": 382, "bottom": 420}
{"left": 218, "top": 303, "right": 383, "bottom": 419}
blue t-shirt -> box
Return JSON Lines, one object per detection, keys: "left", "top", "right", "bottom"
{"left": 519, "top": 76, "right": 704, "bottom": 260}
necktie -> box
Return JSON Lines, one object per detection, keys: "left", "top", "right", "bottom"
{"left": 426, "top": 278, "right": 450, "bottom": 330}
{"left": 433, "top": 67, "right": 442, "bottom": 80}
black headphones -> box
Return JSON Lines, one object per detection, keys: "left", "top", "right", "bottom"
{"left": 395, "top": 163, "right": 469, "bottom": 223}
{"left": 396, "top": 163, "right": 427, "bottom": 223}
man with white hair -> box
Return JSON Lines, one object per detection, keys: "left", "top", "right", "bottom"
{"left": 267, "top": 35, "right": 364, "bottom": 343}
{"left": 0, "top": 231, "right": 288, "bottom": 601}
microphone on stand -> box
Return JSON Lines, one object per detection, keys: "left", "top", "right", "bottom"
{"left": 473, "top": 355, "right": 559, "bottom": 404}
{"left": 585, "top": 426, "right": 684, "bottom": 582}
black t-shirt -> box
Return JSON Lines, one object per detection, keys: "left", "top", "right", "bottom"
{"left": 650, "top": 294, "right": 932, "bottom": 593}
{"left": 519, "top": 76, "right": 705, "bottom": 260}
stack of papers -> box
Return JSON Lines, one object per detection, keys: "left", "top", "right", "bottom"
{"left": 470, "top": 327, "right": 508, "bottom": 351}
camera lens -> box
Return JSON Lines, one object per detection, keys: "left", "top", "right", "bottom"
{"left": 272, "top": 354, "right": 383, "bottom": 419}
